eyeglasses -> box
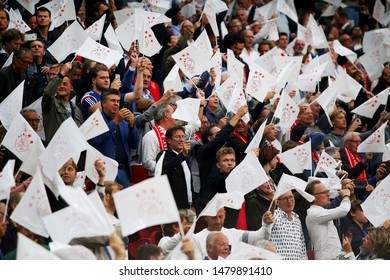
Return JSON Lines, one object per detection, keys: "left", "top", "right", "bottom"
{"left": 277, "top": 195, "right": 295, "bottom": 202}
{"left": 172, "top": 135, "right": 185, "bottom": 140}
{"left": 314, "top": 190, "right": 331, "bottom": 195}
{"left": 17, "top": 57, "right": 33, "bottom": 65}
{"left": 25, "top": 118, "right": 40, "bottom": 123}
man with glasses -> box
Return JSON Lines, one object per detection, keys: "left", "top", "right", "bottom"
{"left": 156, "top": 125, "right": 193, "bottom": 210}
{"left": 265, "top": 191, "right": 307, "bottom": 260}
{"left": 0, "top": 48, "right": 33, "bottom": 103}
{"left": 305, "top": 180, "right": 351, "bottom": 259}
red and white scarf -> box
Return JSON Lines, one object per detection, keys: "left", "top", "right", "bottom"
{"left": 233, "top": 131, "right": 249, "bottom": 144}
{"left": 153, "top": 124, "right": 167, "bottom": 151}
{"left": 344, "top": 147, "right": 367, "bottom": 180}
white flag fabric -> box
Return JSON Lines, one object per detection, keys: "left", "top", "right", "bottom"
{"left": 227, "top": 84, "right": 250, "bottom": 123}
{"left": 227, "top": 241, "right": 283, "bottom": 260}
{"left": 246, "top": 63, "right": 276, "bottom": 102}
{"left": 273, "top": 90, "right": 299, "bottom": 134}
{"left": 86, "top": 14, "right": 106, "bottom": 41}
{"left": 273, "top": 173, "right": 314, "bottom": 202}
{"left": 316, "top": 83, "right": 339, "bottom": 125}
{"left": 48, "top": 21, "right": 88, "bottom": 63}
{"left": 115, "top": 14, "right": 137, "bottom": 51}
{"left": 0, "top": 160, "right": 15, "bottom": 201}
{"left": 357, "top": 121, "right": 387, "bottom": 153}
{"left": 104, "top": 24, "right": 124, "bottom": 56}
{"left": 139, "top": 21, "right": 162, "bottom": 57}
{"left": 318, "top": 52, "right": 337, "bottom": 77}
{"left": 17, "top": 233, "right": 60, "bottom": 260}
{"left": 39, "top": 118, "right": 88, "bottom": 180}
{"left": 227, "top": 49, "right": 244, "bottom": 84}
{"left": 38, "top": 0, "right": 60, "bottom": 19}
{"left": 136, "top": 8, "right": 171, "bottom": 27}
{"left": 276, "top": 0, "right": 297, "bottom": 22}
{"left": 79, "top": 109, "right": 109, "bottom": 141}
{"left": 254, "top": 46, "right": 279, "bottom": 74}
{"left": 49, "top": 0, "right": 77, "bottom": 31}
{"left": 172, "top": 44, "right": 208, "bottom": 79}
{"left": 113, "top": 7, "right": 136, "bottom": 26}
{"left": 16, "top": 0, "right": 40, "bottom": 15}
{"left": 154, "top": 151, "right": 165, "bottom": 177}
{"left": 10, "top": 169, "right": 52, "bottom": 237}
{"left": 278, "top": 140, "right": 312, "bottom": 173}
{"left": 226, "top": 151, "right": 268, "bottom": 195}
{"left": 113, "top": 175, "right": 181, "bottom": 236}
{"left": 297, "top": 61, "right": 329, "bottom": 92}
{"left": 373, "top": 0, "right": 387, "bottom": 26}
{"left": 76, "top": 38, "right": 123, "bottom": 67}
{"left": 73, "top": 171, "right": 86, "bottom": 189}
{"left": 362, "top": 29, "right": 390, "bottom": 54}
{"left": 85, "top": 145, "right": 118, "bottom": 184}
{"left": 172, "top": 98, "right": 201, "bottom": 124}
{"left": 1, "top": 52, "right": 13, "bottom": 69}
{"left": 361, "top": 174, "right": 390, "bottom": 227}
{"left": 254, "top": 0, "right": 277, "bottom": 22}
{"left": 203, "top": 0, "right": 228, "bottom": 15}
{"left": 214, "top": 74, "right": 239, "bottom": 108}
{"left": 205, "top": 12, "right": 220, "bottom": 37}
{"left": 194, "top": 30, "right": 213, "bottom": 61}
{"left": 245, "top": 120, "right": 266, "bottom": 154}
{"left": 209, "top": 49, "right": 222, "bottom": 87}
{"left": 352, "top": 88, "right": 390, "bottom": 118}
{"left": 314, "top": 150, "right": 339, "bottom": 175}
{"left": 0, "top": 80, "right": 24, "bottom": 130}
{"left": 43, "top": 202, "right": 112, "bottom": 244}
{"left": 200, "top": 192, "right": 245, "bottom": 217}
{"left": 320, "top": 4, "right": 336, "bottom": 17}
{"left": 163, "top": 64, "right": 183, "bottom": 93}
{"left": 306, "top": 14, "right": 328, "bottom": 48}
{"left": 359, "top": 50, "right": 385, "bottom": 82}
{"left": 26, "top": 97, "right": 45, "bottom": 141}
{"left": 8, "top": 9, "right": 30, "bottom": 33}
{"left": 19, "top": 140, "right": 45, "bottom": 177}
{"left": 1, "top": 113, "right": 41, "bottom": 162}
{"left": 333, "top": 39, "right": 357, "bottom": 64}
{"left": 274, "top": 59, "right": 301, "bottom": 88}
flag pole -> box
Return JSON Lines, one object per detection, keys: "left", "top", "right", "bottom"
{"left": 3, "top": 193, "right": 10, "bottom": 222}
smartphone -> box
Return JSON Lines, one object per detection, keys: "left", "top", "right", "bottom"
{"left": 24, "top": 33, "right": 37, "bottom": 41}
{"left": 115, "top": 74, "right": 120, "bottom": 80}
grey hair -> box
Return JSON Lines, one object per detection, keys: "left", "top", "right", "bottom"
{"left": 206, "top": 231, "right": 225, "bottom": 247}
{"left": 324, "top": 146, "right": 339, "bottom": 157}
{"left": 153, "top": 102, "right": 171, "bottom": 124}
{"left": 343, "top": 132, "right": 359, "bottom": 142}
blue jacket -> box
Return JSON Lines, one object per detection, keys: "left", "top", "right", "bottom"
{"left": 89, "top": 112, "right": 138, "bottom": 168}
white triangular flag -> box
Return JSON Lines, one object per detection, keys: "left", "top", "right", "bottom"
{"left": 49, "top": 0, "right": 76, "bottom": 31}
{"left": 39, "top": 118, "right": 88, "bottom": 180}
{"left": 227, "top": 241, "right": 283, "bottom": 260}
{"left": 214, "top": 74, "right": 239, "bottom": 109}
{"left": 163, "top": 64, "right": 183, "bottom": 93}
{"left": 361, "top": 174, "right": 390, "bottom": 227}
{"left": 373, "top": 0, "right": 387, "bottom": 26}
{"left": 1, "top": 113, "right": 41, "bottom": 161}
{"left": 8, "top": 9, "right": 30, "bottom": 33}
{"left": 115, "top": 14, "right": 137, "bottom": 51}
{"left": 352, "top": 88, "right": 390, "bottom": 118}
{"left": 246, "top": 63, "right": 276, "bottom": 102}
{"left": 19, "top": 140, "right": 45, "bottom": 176}
{"left": 104, "top": 24, "right": 124, "bottom": 56}
{"left": 113, "top": 7, "right": 136, "bottom": 26}
{"left": 26, "top": 97, "right": 45, "bottom": 141}
{"left": 79, "top": 109, "right": 109, "bottom": 140}
{"left": 278, "top": 140, "right": 312, "bottom": 173}
{"left": 273, "top": 173, "right": 314, "bottom": 202}
{"left": 227, "top": 84, "right": 250, "bottom": 123}
{"left": 225, "top": 151, "right": 268, "bottom": 195}
{"left": 357, "top": 121, "right": 387, "bottom": 153}
{"left": 139, "top": 21, "right": 162, "bottom": 57}
{"left": 316, "top": 83, "right": 339, "bottom": 125}
{"left": 254, "top": 46, "right": 280, "bottom": 74}
{"left": 1, "top": 52, "right": 13, "bottom": 68}
{"left": 273, "top": 90, "right": 299, "bottom": 134}
{"left": 227, "top": 49, "right": 244, "bottom": 84}
{"left": 359, "top": 50, "right": 385, "bottom": 82}
{"left": 194, "top": 29, "right": 213, "bottom": 61}
{"left": 203, "top": 0, "right": 229, "bottom": 15}
{"left": 17, "top": 233, "right": 60, "bottom": 260}
{"left": 85, "top": 144, "right": 118, "bottom": 183}
{"left": 113, "top": 175, "right": 181, "bottom": 236}
{"left": 16, "top": 0, "right": 40, "bottom": 15}
{"left": 172, "top": 44, "right": 208, "bottom": 79}
{"left": 297, "top": 61, "right": 329, "bottom": 92}
{"left": 0, "top": 80, "right": 24, "bottom": 130}
{"left": 274, "top": 57, "right": 301, "bottom": 88}
{"left": 48, "top": 21, "right": 88, "bottom": 63}
{"left": 86, "top": 14, "right": 106, "bottom": 41}
{"left": 0, "top": 160, "right": 15, "bottom": 201}
{"left": 73, "top": 171, "right": 86, "bottom": 189}
{"left": 76, "top": 38, "right": 123, "bottom": 67}
{"left": 314, "top": 150, "right": 339, "bottom": 175}
{"left": 209, "top": 49, "right": 222, "bottom": 87}
{"left": 172, "top": 98, "right": 201, "bottom": 124}
{"left": 333, "top": 39, "right": 357, "bottom": 64}
{"left": 200, "top": 191, "right": 245, "bottom": 217}
{"left": 277, "top": 0, "right": 298, "bottom": 22}
{"left": 10, "top": 168, "right": 52, "bottom": 237}
{"left": 245, "top": 120, "right": 266, "bottom": 154}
